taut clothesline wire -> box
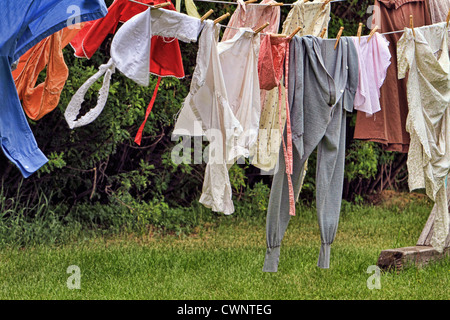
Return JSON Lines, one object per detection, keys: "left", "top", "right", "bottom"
{"left": 217, "top": 22, "right": 450, "bottom": 38}
{"left": 369, "top": 27, "right": 450, "bottom": 36}
{"left": 191, "top": 0, "right": 347, "bottom": 6}
{"left": 128, "top": 0, "right": 450, "bottom": 37}
{"left": 129, "top": 0, "right": 349, "bottom": 7}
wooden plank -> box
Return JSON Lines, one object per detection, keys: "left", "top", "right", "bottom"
{"left": 417, "top": 207, "right": 436, "bottom": 246}
{"left": 377, "top": 246, "right": 450, "bottom": 271}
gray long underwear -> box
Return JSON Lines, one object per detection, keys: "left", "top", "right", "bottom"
{"left": 263, "top": 35, "right": 358, "bottom": 271}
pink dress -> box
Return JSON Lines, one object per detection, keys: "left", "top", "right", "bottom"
{"left": 257, "top": 34, "right": 295, "bottom": 216}
{"left": 221, "top": 0, "right": 281, "bottom": 42}
{"left": 352, "top": 33, "right": 391, "bottom": 116}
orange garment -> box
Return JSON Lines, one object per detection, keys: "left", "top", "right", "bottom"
{"left": 12, "top": 24, "right": 84, "bottom": 121}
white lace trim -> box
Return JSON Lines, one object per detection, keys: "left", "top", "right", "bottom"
{"left": 64, "top": 58, "right": 115, "bottom": 129}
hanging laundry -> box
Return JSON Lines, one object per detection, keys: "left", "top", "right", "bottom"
{"left": 427, "top": 0, "right": 450, "bottom": 51}
{"left": 251, "top": 0, "right": 331, "bottom": 197}
{"left": 173, "top": 21, "right": 242, "bottom": 214}
{"left": 64, "top": 7, "right": 202, "bottom": 129}
{"left": 70, "top": 0, "right": 186, "bottom": 79}
{"left": 263, "top": 35, "right": 359, "bottom": 271}
{"left": 258, "top": 36, "right": 288, "bottom": 92}
{"left": 353, "top": 0, "right": 432, "bottom": 153}
{"left": 428, "top": 0, "right": 450, "bottom": 24}
{"left": 218, "top": 29, "right": 261, "bottom": 161}
{"left": 198, "top": 25, "right": 261, "bottom": 215}
{"left": 397, "top": 22, "right": 450, "bottom": 253}
{"left": 0, "top": 0, "right": 107, "bottom": 178}
{"left": 175, "top": 0, "right": 201, "bottom": 18}
{"left": 12, "top": 24, "right": 85, "bottom": 121}
{"left": 224, "top": 0, "right": 284, "bottom": 173}
{"left": 254, "top": 34, "right": 295, "bottom": 216}
{"left": 70, "top": 0, "right": 148, "bottom": 58}
{"left": 352, "top": 33, "right": 391, "bottom": 116}
{"left": 221, "top": 0, "right": 281, "bottom": 42}
{"left": 173, "top": 23, "right": 261, "bottom": 215}
{"left": 282, "top": 0, "right": 331, "bottom": 37}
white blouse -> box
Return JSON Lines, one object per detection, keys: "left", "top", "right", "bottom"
{"left": 173, "top": 22, "right": 261, "bottom": 215}
{"left": 398, "top": 22, "right": 450, "bottom": 253}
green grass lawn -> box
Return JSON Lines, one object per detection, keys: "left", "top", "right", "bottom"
{"left": 0, "top": 194, "right": 449, "bottom": 300}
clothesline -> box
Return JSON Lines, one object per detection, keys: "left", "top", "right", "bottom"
{"left": 216, "top": 22, "right": 299, "bottom": 36}
{"left": 382, "top": 28, "right": 450, "bottom": 35}
{"left": 128, "top": 0, "right": 348, "bottom": 7}
{"left": 217, "top": 22, "right": 450, "bottom": 38}
{"left": 128, "top": 0, "right": 450, "bottom": 37}
{"left": 191, "top": 0, "right": 348, "bottom": 6}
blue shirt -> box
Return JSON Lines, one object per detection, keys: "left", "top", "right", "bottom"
{"left": 0, "top": 0, "right": 107, "bottom": 177}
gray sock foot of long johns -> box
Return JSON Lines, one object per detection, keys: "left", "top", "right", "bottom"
{"left": 317, "top": 243, "right": 331, "bottom": 269}
{"left": 263, "top": 246, "right": 281, "bottom": 272}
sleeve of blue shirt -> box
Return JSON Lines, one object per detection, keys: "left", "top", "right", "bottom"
{"left": 0, "top": 0, "right": 107, "bottom": 178}
{"left": 0, "top": 57, "right": 49, "bottom": 178}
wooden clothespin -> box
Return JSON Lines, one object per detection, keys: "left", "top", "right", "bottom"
{"left": 303, "top": 0, "right": 310, "bottom": 3}
{"left": 244, "top": 0, "right": 258, "bottom": 3}
{"left": 151, "top": 1, "right": 171, "bottom": 9}
{"left": 254, "top": 22, "right": 270, "bottom": 34}
{"left": 357, "top": 23, "right": 363, "bottom": 44}
{"left": 446, "top": 9, "right": 450, "bottom": 28}
{"left": 200, "top": 9, "right": 214, "bottom": 22}
{"left": 287, "top": 26, "right": 302, "bottom": 41}
{"left": 129, "top": 0, "right": 171, "bottom": 9}
{"left": 214, "top": 12, "right": 230, "bottom": 25}
{"left": 334, "top": 26, "right": 344, "bottom": 50}
{"left": 322, "top": 0, "right": 332, "bottom": 10}
{"left": 271, "top": 33, "right": 287, "bottom": 37}
{"left": 410, "top": 15, "right": 416, "bottom": 37}
{"left": 270, "top": 2, "right": 284, "bottom": 6}
{"left": 367, "top": 25, "right": 378, "bottom": 42}
{"left": 319, "top": 27, "right": 327, "bottom": 38}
